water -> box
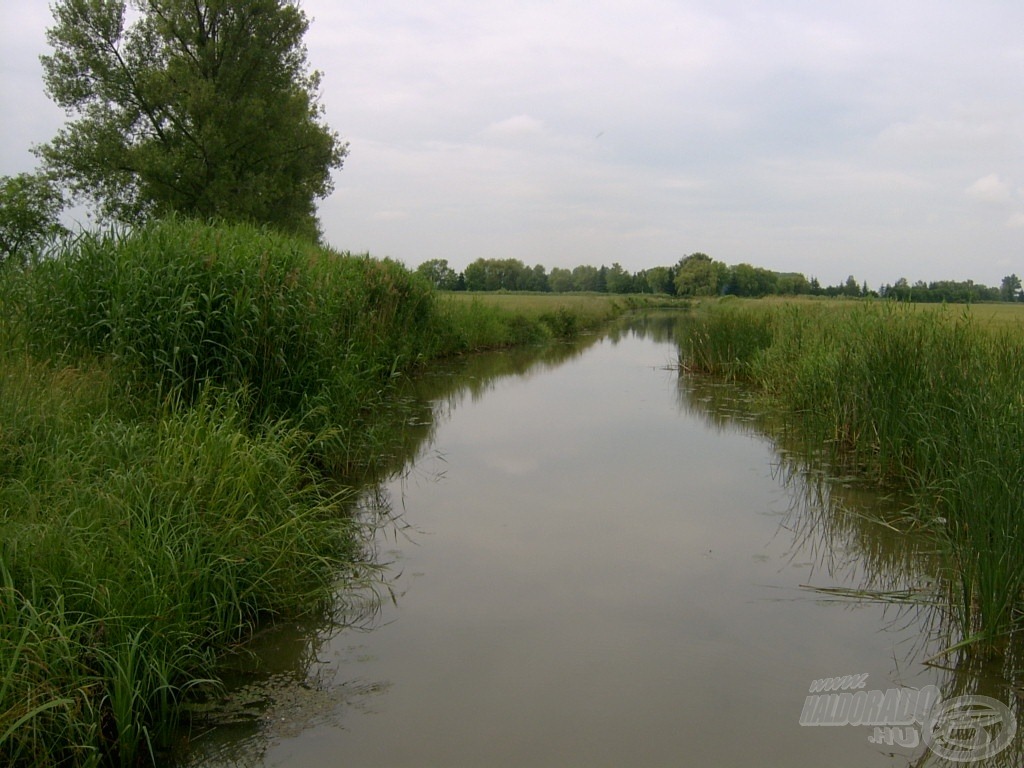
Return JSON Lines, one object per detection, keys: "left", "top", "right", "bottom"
{"left": 177, "top": 315, "right": 1020, "bottom": 767}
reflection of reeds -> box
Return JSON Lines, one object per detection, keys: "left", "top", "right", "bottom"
{"left": 676, "top": 354, "right": 1024, "bottom": 764}
{"left": 0, "top": 218, "right": 624, "bottom": 764}
{"left": 676, "top": 301, "right": 1024, "bottom": 661}
{"left": 676, "top": 367, "right": 947, "bottom": 656}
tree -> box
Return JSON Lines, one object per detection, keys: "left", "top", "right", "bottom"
{"left": 674, "top": 253, "right": 727, "bottom": 296}
{"left": 548, "top": 267, "right": 572, "bottom": 293}
{"left": 605, "top": 262, "right": 633, "bottom": 294}
{"left": 776, "top": 273, "right": 810, "bottom": 295}
{"left": 0, "top": 172, "right": 68, "bottom": 265}
{"left": 526, "top": 264, "right": 549, "bottom": 292}
{"left": 463, "top": 259, "right": 487, "bottom": 291}
{"left": 1001, "top": 274, "right": 1022, "bottom": 302}
{"left": 415, "top": 258, "right": 459, "bottom": 290}
{"left": 571, "top": 264, "right": 600, "bottom": 292}
{"left": 728, "top": 263, "right": 778, "bottom": 297}
{"left": 643, "top": 266, "right": 675, "bottom": 295}
{"left": 36, "top": 0, "right": 346, "bottom": 241}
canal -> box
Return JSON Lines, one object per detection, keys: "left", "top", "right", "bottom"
{"left": 177, "top": 314, "right": 1018, "bottom": 767}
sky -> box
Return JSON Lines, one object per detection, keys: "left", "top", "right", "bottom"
{"left": 2, "top": 1, "right": 1022, "bottom": 288}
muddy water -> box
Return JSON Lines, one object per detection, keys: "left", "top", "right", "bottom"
{"left": 177, "top": 315, "right": 1020, "bottom": 767}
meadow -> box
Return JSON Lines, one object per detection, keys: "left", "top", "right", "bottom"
{"left": 677, "top": 297, "right": 1024, "bottom": 659}
{"left": 0, "top": 220, "right": 626, "bottom": 766}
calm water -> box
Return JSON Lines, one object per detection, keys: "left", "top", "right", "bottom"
{"left": 178, "top": 315, "right": 1019, "bottom": 767}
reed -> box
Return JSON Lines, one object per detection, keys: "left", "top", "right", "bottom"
{"left": 678, "top": 299, "right": 1024, "bottom": 656}
{"left": 0, "top": 356, "right": 361, "bottom": 764}
{"left": 21, "top": 219, "right": 434, "bottom": 424}
{"left": 0, "top": 218, "right": 627, "bottom": 764}
{"left": 432, "top": 292, "right": 630, "bottom": 353}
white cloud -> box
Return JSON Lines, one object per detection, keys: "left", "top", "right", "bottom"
{"left": 6, "top": 1, "right": 1024, "bottom": 287}
{"left": 483, "top": 115, "right": 546, "bottom": 138}
{"left": 966, "top": 174, "right": 1014, "bottom": 204}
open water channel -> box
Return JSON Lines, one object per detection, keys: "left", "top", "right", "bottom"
{"left": 177, "top": 314, "right": 1021, "bottom": 767}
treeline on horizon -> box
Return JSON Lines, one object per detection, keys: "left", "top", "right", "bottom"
{"left": 416, "top": 253, "right": 1024, "bottom": 303}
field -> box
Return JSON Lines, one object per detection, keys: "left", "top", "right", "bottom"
{"left": 678, "top": 296, "right": 1024, "bottom": 660}
{"left": 731, "top": 293, "right": 1024, "bottom": 324}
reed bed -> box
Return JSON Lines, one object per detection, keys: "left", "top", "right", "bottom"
{"left": 678, "top": 299, "right": 1024, "bottom": 658}
{"left": 0, "top": 361, "right": 359, "bottom": 765}
{"left": 0, "top": 219, "right": 620, "bottom": 765}
{"left": 434, "top": 291, "right": 637, "bottom": 352}
{"left": 21, "top": 221, "right": 435, "bottom": 427}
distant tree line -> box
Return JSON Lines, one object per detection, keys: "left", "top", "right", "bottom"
{"left": 415, "top": 254, "right": 1024, "bottom": 303}
{"left": 879, "top": 275, "right": 1022, "bottom": 303}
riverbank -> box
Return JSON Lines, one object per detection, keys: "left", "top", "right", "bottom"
{"left": 676, "top": 297, "right": 1024, "bottom": 661}
{"left": 0, "top": 220, "right": 633, "bottom": 766}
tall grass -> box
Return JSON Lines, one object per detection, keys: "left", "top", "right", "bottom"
{"left": 22, "top": 220, "right": 434, "bottom": 424}
{"left": 678, "top": 300, "right": 1024, "bottom": 657}
{"left": 431, "top": 292, "right": 631, "bottom": 353}
{"left": 0, "top": 218, "right": 626, "bottom": 764}
{"left": 0, "top": 357, "right": 361, "bottom": 764}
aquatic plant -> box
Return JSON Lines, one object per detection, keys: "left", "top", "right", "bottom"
{"left": 678, "top": 300, "right": 1024, "bottom": 657}
{"left": 0, "top": 218, "right": 624, "bottom": 764}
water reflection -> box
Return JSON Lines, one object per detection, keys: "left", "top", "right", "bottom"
{"left": 662, "top": 313, "right": 1024, "bottom": 767}
{"left": 174, "top": 335, "right": 605, "bottom": 765}
{"left": 175, "top": 312, "right": 1022, "bottom": 767}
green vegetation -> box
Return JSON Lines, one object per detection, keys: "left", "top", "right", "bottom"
{"left": 678, "top": 299, "right": 1024, "bottom": 658}
{"left": 415, "top": 255, "right": 1023, "bottom": 304}
{"left": 0, "top": 173, "right": 67, "bottom": 266}
{"left": 0, "top": 218, "right": 620, "bottom": 766}
{"left": 36, "top": 0, "right": 345, "bottom": 240}
{"left": 437, "top": 291, "right": 679, "bottom": 349}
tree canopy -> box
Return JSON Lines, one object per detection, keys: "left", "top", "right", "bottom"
{"left": 0, "top": 173, "right": 67, "bottom": 265}
{"left": 35, "top": 0, "right": 346, "bottom": 241}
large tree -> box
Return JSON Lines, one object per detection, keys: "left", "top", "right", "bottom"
{"left": 36, "top": 0, "right": 346, "bottom": 241}
{"left": 415, "top": 258, "right": 460, "bottom": 290}
{"left": 674, "top": 253, "right": 727, "bottom": 297}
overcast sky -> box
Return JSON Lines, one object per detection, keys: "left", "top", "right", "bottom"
{"left": 2, "top": 1, "right": 1022, "bottom": 287}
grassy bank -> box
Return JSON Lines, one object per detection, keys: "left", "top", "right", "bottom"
{"left": 678, "top": 298, "right": 1024, "bottom": 658}
{"left": 0, "top": 219, "right": 623, "bottom": 765}
{"left": 434, "top": 291, "right": 686, "bottom": 351}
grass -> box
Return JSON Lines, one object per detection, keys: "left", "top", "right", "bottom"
{"left": 677, "top": 298, "right": 1024, "bottom": 658}
{"left": 0, "top": 358, "right": 361, "bottom": 765}
{"left": 433, "top": 291, "right": 680, "bottom": 352}
{"left": 0, "top": 219, "right": 632, "bottom": 765}
{"left": 20, "top": 221, "right": 435, "bottom": 426}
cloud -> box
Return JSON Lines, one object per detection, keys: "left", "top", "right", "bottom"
{"left": 7, "top": 1, "right": 1024, "bottom": 287}
{"left": 483, "top": 115, "right": 546, "bottom": 138}
{"left": 966, "top": 173, "right": 1013, "bottom": 204}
